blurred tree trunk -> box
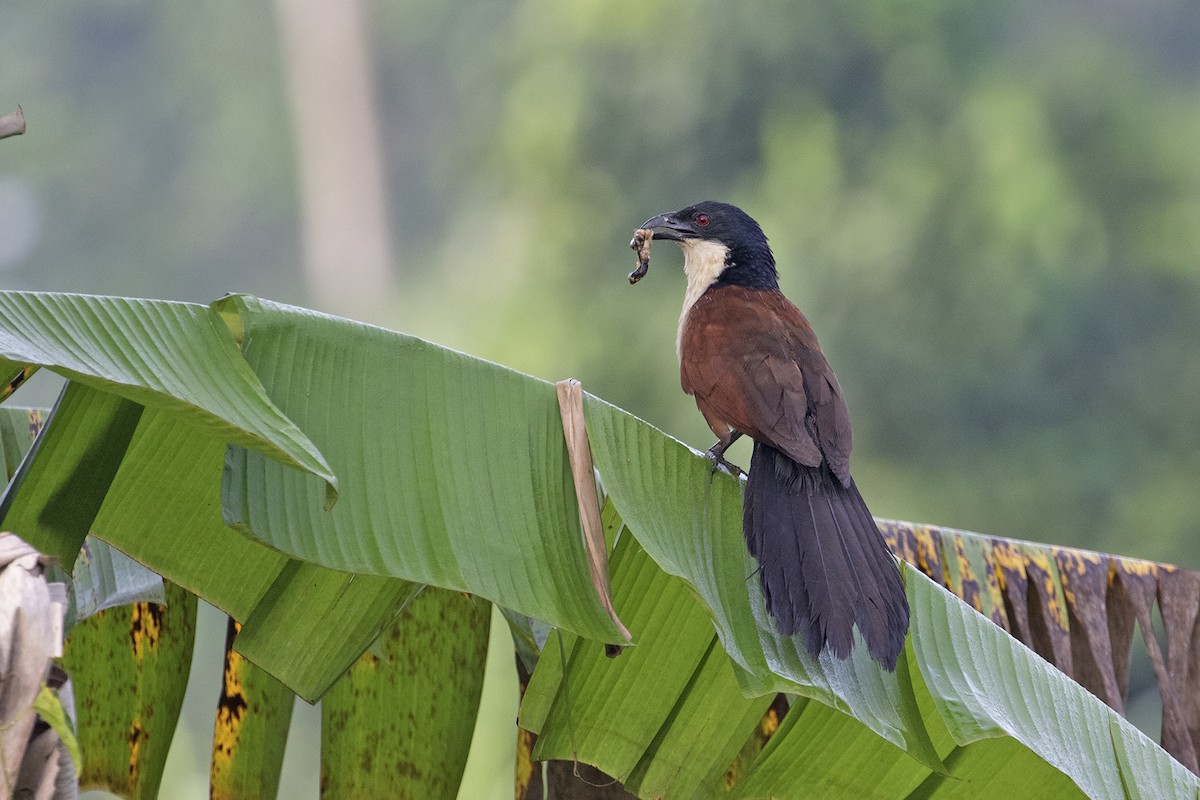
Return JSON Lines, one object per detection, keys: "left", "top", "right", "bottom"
{"left": 274, "top": 0, "right": 394, "bottom": 318}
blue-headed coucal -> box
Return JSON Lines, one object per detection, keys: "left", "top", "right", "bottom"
{"left": 636, "top": 200, "right": 909, "bottom": 670}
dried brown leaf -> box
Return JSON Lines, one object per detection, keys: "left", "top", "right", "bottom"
{"left": 556, "top": 379, "right": 631, "bottom": 643}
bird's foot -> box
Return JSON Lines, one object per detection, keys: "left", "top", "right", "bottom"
{"left": 704, "top": 447, "right": 746, "bottom": 479}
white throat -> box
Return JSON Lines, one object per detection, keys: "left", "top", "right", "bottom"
{"left": 676, "top": 238, "right": 731, "bottom": 359}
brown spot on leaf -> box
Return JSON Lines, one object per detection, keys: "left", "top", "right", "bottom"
{"left": 130, "top": 602, "right": 165, "bottom": 655}
{"left": 128, "top": 719, "right": 144, "bottom": 783}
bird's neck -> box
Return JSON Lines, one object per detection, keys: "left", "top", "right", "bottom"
{"left": 718, "top": 244, "right": 778, "bottom": 292}
{"left": 679, "top": 239, "right": 730, "bottom": 316}
{"left": 676, "top": 239, "right": 731, "bottom": 359}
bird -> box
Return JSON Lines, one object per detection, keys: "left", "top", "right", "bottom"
{"left": 637, "top": 200, "right": 909, "bottom": 670}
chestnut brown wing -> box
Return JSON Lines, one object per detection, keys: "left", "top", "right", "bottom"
{"left": 680, "top": 286, "right": 853, "bottom": 486}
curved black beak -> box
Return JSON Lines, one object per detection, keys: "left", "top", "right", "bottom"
{"left": 640, "top": 212, "right": 697, "bottom": 242}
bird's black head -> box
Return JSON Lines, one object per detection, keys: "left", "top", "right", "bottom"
{"left": 640, "top": 201, "right": 777, "bottom": 291}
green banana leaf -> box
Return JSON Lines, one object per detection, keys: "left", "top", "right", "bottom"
{"left": 0, "top": 406, "right": 43, "bottom": 478}
{"left": 1, "top": 382, "right": 143, "bottom": 568}
{"left": 61, "top": 581, "right": 197, "bottom": 798}
{"left": 321, "top": 587, "right": 490, "bottom": 799}
{"left": 0, "top": 292, "right": 336, "bottom": 501}
{"left": 215, "top": 294, "right": 626, "bottom": 645}
{"left": 72, "top": 539, "right": 166, "bottom": 621}
{"left": 1, "top": 289, "right": 1195, "bottom": 798}
{"left": 0, "top": 291, "right": 624, "bottom": 700}
{"left": 210, "top": 619, "right": 295, "bottom": 800}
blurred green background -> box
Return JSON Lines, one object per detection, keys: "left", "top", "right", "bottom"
{"left": 4, "top": 0, "right": 1199, "bottom": 797}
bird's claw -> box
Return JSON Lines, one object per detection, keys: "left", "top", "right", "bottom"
{"left": 704, "top": 448, "right": 746, "bottom": 479}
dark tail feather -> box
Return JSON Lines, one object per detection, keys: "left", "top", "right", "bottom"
{"left": 743, "top": 441, "right": 910, "bottom": 670}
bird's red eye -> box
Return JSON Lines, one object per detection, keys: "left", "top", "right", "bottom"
{"left": 696, "top": 213, "right": 710, "bottom": 227}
